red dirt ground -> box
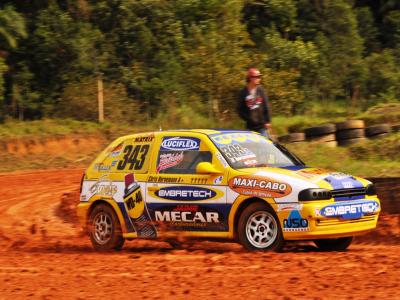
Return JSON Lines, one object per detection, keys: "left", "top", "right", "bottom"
{"left": 0, "top": 169, "right": 399, "bottom": 299}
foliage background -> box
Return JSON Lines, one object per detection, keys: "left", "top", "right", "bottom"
{"left": 0, "top": 0, "right": 400, "bottom": 128}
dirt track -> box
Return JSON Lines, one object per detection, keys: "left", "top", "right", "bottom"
{"left": 0, "top": 169, "right": 399, "bottom": 299}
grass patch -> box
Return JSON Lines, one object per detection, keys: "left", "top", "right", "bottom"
{"left": 286, "top": 139, "right": 400, "bottom": 177}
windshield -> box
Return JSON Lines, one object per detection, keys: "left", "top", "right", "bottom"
{"left": 209, "top": 132, "right": 303, "bottom": 169}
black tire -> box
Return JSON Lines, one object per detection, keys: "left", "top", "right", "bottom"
{"left": 89, "top": 203, "right": 125, "bottom": 251}
{"left": 308, "top": 133, "right": 336, "bottom": 142}
{"left": 338, "top": 137, "right": 367, "bottom": 146}
{"left": 365, "top": 124, "right": 391, "bottom": 137}
{"left": 335, "top": 120, "right": 365, "bottom": 130}
{"left": 336, "top": 129, "right": 365, "bottom": 140}
{"left": 237, "top": 202, "right": 284, "bottom": 252}
{"left": 314, "top": 237, "right": 353, "bottom": 251}
{"left": 279, "top": 133, "right": 305, "bottom": 143}
{"left": 304, "top": 124, "right": 336, "bottom": 138}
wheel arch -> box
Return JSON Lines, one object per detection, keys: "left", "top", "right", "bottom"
{"left": 87, "top": 199, "right": 127, "bottom": 233}
{"left": 231, "top": 197, "right": 274, "bottom": 239}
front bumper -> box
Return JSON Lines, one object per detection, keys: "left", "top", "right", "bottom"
{"left": 277, "top": 197, "right": 381, "bottom": 240}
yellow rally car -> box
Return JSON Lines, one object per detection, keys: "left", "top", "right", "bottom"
{"left": 77, "top": 130, "right": 380, "bottom": 251}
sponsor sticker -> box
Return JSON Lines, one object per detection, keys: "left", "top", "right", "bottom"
{"left": 89, "top": 177, "right": 118, "bottom": 197}
{"left": 134, "top": 134, "right": 155, "bottom": 143}
{"left": 210, "top": 132, "right": 262, "bottom": 145}
{"left": 155, "top": 186, "right": 217, "bottom": 201}
{"left": 157, "top": 152, "right": 184, "bottom": 173}
{"left": 277, "top": 203, "right": 303, "bottom": 212}
{"left": 283, "top": 210, "right": 309, "bottom": 232}
{"left": 319, "top": 201, "right": 379, "bottom": 219}
{"left": 160, "top": 137, "right": 200, "bottom": 151}
{"left": 216, "top": 152, "right": 229, "bottom": 168}
{"left": 109, "top": 143, "right": 123, "bottom": 157}
{"left": 229, "top": 175, "right": 292, "bottom": 198}
{"left": 220, "top": 144, "right": 256, "bottom": 163}
{"left": 214, "top": 175, "right": 223, "bottom": 185}
{"left": 147, "top": 175, "right": 183, "bottom": 184}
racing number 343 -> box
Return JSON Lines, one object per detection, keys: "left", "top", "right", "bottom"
{"left": 117, "top": 144, "right": 149, "bottom": 170}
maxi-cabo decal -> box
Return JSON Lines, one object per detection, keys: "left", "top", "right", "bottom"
{"left": 318, "top": 200, "right": 379, "bottom": 219}
{"left": 229, "top": 175, "right": 292, "bottom": 198}
{"left": 154, "top": 186, "right": 217, "bottom": 201}
{"left": 160, "top": 137, "right": 200, "bottom": 151}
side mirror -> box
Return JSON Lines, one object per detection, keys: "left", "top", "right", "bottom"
{"left": 196, "top": 162, "right": 222, "bottom": 175}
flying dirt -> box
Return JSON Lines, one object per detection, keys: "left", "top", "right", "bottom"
{"left": 0, "top": 169, "right": 399, "bottom": 299}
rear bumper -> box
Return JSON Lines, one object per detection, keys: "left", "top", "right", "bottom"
{"left": 77, "top": 202, "right": 91, "bottom": 228}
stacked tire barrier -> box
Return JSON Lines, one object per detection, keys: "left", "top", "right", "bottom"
{"left": 335, "top": 120, "right": 366, "bottom": 146}
{"left": 278, "top": 120, "right": 397, "bottom": 147}
{"left": 304, "top": 124, "right": 337, "bottom": 147}
{"left": 365, "top": 124, "right": 391, "bottom": 138}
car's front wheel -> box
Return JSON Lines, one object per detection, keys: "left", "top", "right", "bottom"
{"left": 237, "top": 202, "right": 284, "bottom": 251}
{"left": 89, "top": 203, "right": 125, "bottom": 251}
{"left": 314, "top": 237, "right": 353, "bottom": 251}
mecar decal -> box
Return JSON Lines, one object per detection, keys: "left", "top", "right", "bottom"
{"left": 160, "top": 137, "right": 200, "bottom": 151}
{"left": 148, "top": 203, "right": 229, "bottom": 231}
{"left": 319, "top": 200, "right": 379, "bottom": 219}
{"left": 153, "top": 186, "right": 221, "bottom": 201}
{"left": 229, "top": 175, "right": 292, "bottom": 198}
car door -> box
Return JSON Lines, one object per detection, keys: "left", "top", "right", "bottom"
{"left": 145, "top": 133, "right": 230, "bottom": 233}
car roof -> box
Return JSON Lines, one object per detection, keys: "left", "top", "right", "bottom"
{"left": 119, "top": 129, "right": 255, "bottom": 141}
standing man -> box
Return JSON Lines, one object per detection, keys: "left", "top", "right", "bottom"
{"left": 237, "top": 68, "right": 271, "bottom": 137}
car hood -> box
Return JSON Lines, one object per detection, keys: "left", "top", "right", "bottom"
{"left": 232, "top": 166, "right": 371, "bottom": 203}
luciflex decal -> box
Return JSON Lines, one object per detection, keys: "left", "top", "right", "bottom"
{"left": 160, "top": 137, "right": 200, "bottom": 151}
{"left": 153, "top": 186, "right": 221, "bottom": 201}
{"left": 319, "top": 200, "right": 379, "bottom": 219}
{"left": 229, "top": 175, "right": 292, "bottom": 198}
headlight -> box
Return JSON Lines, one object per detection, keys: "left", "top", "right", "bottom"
{"left": 365, "top": 184, "right": 377, "bottom": 196}
{"left": 298, "top": 188, "right": 332, "bottom": 201}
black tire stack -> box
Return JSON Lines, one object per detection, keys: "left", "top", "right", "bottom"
{"left": 304, "top": 124, "right": 337, "bottom": 147}
{"left": 278, "top": 132, "right": 306, "bottom": 144}
{"left": 335, "top": 120, "right": 366, "bottom": 146}
{"left": 365, "top": 124, "right": 391, "bottom": 139}
{"left": 392, "top": 124, "right": 400, "bottom": 133}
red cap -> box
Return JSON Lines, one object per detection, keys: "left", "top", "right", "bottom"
{"left": 247, "top": 68, "right": 261, "bottom": 79}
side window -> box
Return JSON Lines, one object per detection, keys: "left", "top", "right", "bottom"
{"left": 156, "top": 136, "right": 211, "bottom": 174}
{"left": 99, "top": 134, "right": 154, "bottom": 173}
{"left": 157, "top": 151, "right": 212, "bottom": 174}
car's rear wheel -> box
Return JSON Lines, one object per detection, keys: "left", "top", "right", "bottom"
{"left": 314, "top": 237, "right": 353, "bottom": 251}
{"left": 238, "top": 202, "right": 284, "bottom": 252}
{"left": 89, "top": 204, "right": 125, "bottom": 251}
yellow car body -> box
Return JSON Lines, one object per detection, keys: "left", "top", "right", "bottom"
{"left": 78, "top": 129, "right": 380, "bottom": 250}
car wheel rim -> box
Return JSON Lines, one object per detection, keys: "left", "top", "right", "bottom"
{"left": 93, "top": 212, "right": 113, "bottom": 245}
{"left": 246, "top": 211, "right": 278, "bottom": 249}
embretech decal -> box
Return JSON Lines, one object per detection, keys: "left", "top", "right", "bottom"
{"left": 319, "top": 200, "right": 380, "bottom": 219}
{"left": 152, "top": 186, "right": 221, "bottom": 201}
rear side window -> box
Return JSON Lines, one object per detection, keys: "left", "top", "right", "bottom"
{"left": 95, "top": 133, "right": 154, "bottom": 173}
{"left": 156, "top": 136, "right": 211, "bottom": 174}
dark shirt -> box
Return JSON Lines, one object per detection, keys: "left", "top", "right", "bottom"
{"left": 237, "top": 86, "right": 271, "bottom": 130}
